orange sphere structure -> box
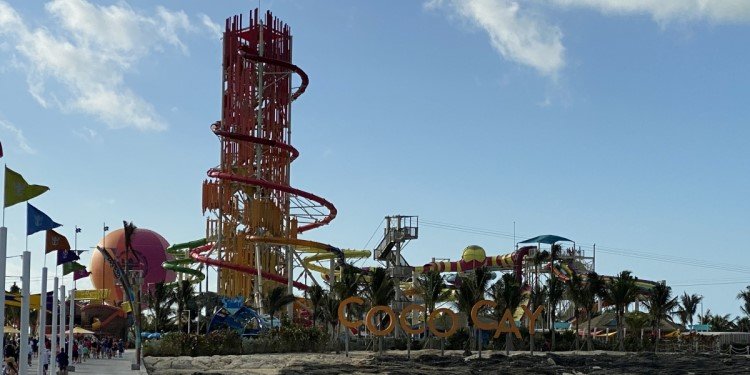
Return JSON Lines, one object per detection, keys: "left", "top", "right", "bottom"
{"left": 89, "top": 228, "right": 176, "bottom": 304}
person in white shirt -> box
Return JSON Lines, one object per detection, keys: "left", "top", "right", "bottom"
{"left": 40, "top": 347, "right": 49, "bottom": 375}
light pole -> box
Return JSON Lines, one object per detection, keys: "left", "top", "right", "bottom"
{"left": 102, "top": 223, "right": 109, "bottom": 291}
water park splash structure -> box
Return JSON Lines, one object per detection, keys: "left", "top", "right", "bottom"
{"left": 190, "top": 10, "right": 351, "bottom": 310}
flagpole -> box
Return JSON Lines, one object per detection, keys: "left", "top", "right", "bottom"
{"left": 74, "top": 226, "right": 78, "bottom": 290}
{"left": 37, "top": 266, "right": 47, "bottom": 375}
{"left": 0, "top": 227, "right": 7, "bottom": 361}
{"left": 20, "top": 250, "right": 31, "bottom": 374}
{"left": 50, "top": 276, "right": 59, "bottom": 373}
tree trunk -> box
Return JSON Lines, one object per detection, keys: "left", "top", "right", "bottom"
{"left": 617, "top": 311, "right": 624, "bottom": 351}
{"left": 550, "top": 310, "right": 556, "bottom": 351}
{"left": 586, "top": 311, "right": 593, "bottom": 351}
{"left": 574, "top": 310, "right": 580, "bottom": 351}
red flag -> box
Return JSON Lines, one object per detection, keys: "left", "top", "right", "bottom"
{"left": 45, "top": 229, "right": 71, "bottom": 254}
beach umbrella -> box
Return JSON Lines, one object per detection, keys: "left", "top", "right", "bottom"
{"left": 66, "top": 326, "right": 95, "bottom": 335}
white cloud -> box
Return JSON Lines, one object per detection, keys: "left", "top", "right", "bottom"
{"left": 72, "top": 126, "right": 99, "bottom": 142}
{"left": 0, "top": 0, "right": 199, "bottom": 131}
{"left": 427, "top": 0, "right": 565, "bottom": 77}
{"left": 552, "top": 0, "right": 750, "bottom": 24}
{"left": 0, "top": 117, "right": 35, "bottom": 154}
{"left": 199, "top": 13, "right": 222, "bottom": 39}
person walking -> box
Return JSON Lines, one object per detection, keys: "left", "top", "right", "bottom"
{"left": 40, "top": 346, "right": 49, "bottom": 375}
{"left": 56, "top": 349, "right": 69, "bottom": 375}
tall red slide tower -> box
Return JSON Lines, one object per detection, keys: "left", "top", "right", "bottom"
{"left": 198, "top": 10, "right": 337, "bottom": 309}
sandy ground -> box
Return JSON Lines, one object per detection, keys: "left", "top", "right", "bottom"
{"left": 144, "top": 350, "right": 750, "bottom": 374}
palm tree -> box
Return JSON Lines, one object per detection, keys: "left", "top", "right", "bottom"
{"left": 193, "top": 291, "right": 222, "bottom": 333}
{"left": 366, "top": 268, "right": 395, "bottom": 352}
{"left": 305, "top": 284, "right": 326, "bottom": 327}
{"left": 735, "top": 316, "right": 750, "bottom": 333}
{"left": 547, "top": 275, "right": 565, "bottom": 351}
{"left": 415, "top": 270, "right": 450, "bottom": 346}
{"left": 455, "top": 273, "right": 478, "bottom": 352}
{"left": 579, "top": 272, "right": 604, "bottom": 351}
{"left": 565, "top": 272, "right": 585, "bottom": 351}
{"left": 530, "top": 284, "right": 548, "bottom": 336}
{"left": 320, "top": 292, "right": 341, "bottom": 350}
{"left": 170, "top": 280, "right": 195, "bottom": 332}
{"left": 707, "top": 313, "right": 736, "bottom": 332}
{"left": 677, "top": 293, "right": 702, "bottom": 329}
{"left": 624, "top": 311, "right": 649, "bottom": 349}
{"left": 737, "top": 286, "right": 750, "bottom": 318}
{"left": 600, "top": 270, "right": 638, "bottom": 351}
{"left": 334, "top": 264, "right": 361, "bottom": 301}
{"left": 146, "top": 282, "right": 173, "bottom": 332}
{"left": 643, "top": 282, "right": 677, "bottom": 352}
{"left": 492, "top": 273, "right": 522, "bottom": 355}
{"left": 699, "top": 308, "right": 712, "bottom": 325}
{"left": 264, "top": 286, "right": 297, "bottom": 330}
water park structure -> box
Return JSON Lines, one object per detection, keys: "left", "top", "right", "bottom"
{"left": 142, "top": 9, "right": 664, "bottom": 340}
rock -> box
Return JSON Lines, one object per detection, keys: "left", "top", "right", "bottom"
{"left": 547, "top": 358, "right": 556, "bottom": 366}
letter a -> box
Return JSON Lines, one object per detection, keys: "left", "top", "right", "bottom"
{"left": 494, "top": 309, "right": 521, "bottom": 339}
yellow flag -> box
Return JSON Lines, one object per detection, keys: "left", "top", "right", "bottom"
{"left": 4, "top": 166, "right": 49, "bottom": 208}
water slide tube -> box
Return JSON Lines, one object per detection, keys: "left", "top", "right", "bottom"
{"left": 190, "top": 236, "right": 351, "bottom": 291}
{"left": 162, "top": 239, "right": 208, "bottom": 282}
{"left": 414, "top": 246, "right": 533, "bottom": 282}
{"left": 302, "top": 250, "right": 371, "bottom": 277}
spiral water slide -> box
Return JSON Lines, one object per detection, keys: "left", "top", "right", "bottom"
{"left": 190, "top": 14, "right": 344, "bottom": 292}
{"left": 162, "top": 239, "right": 207, "bottom": 282}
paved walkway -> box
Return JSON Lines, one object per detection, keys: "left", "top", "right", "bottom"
{"left": 26, "top": 349, "right": 146, "bottom": 374}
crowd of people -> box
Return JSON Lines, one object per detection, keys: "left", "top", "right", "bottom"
{"left": 2, "top": 335, "right": 126, "bottom": 374}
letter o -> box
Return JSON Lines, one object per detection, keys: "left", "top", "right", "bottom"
{"left": 471, "top": 300, "right": 498, "bottom": 331}
{"left": 338, "top": 296, "right": 364, "bottom": 329}
{"left": 427, "top": 308, "right": 458, "bottom": 338}
{"left": 399, "top": 304, "right": 426, "bottom": 335}
{"left": 366, "top": 305, "right": 396, "bottom": 336}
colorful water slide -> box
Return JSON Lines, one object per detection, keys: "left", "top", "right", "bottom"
{"left": 552, "top": 260, "right": 658, "bottom": 293}
{"left": 302, "top": 249, "right": 371, "bottom": 276}
{"left": 414, "top": 246, "right": 532, "bottom": 282}
{"left": 190, "top": 236, "right": 352, "bottom": 291}
{"left": 162, "top": 239, "right": 207, "bottom": 282}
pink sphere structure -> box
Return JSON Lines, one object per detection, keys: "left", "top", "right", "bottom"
{"left": 89, "top": 228, "right": 176, "bottom": 304}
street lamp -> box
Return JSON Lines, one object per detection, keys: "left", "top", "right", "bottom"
{"left": 102, "top": 223, "right": 109, "bottom": 290}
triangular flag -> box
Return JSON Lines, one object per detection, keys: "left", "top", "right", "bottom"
{"left": 4, "top": 167, "right": 49, "bottom": 208}
{"left": 57, "top": 248, "right": 80, "bottom": 266}
{"left": 27, "top": 203, "right": 61, "bottom": 236}
{"left": 45, "top": 229, "right": 71, "bottom": 254}
{"left": 63, "top": 261, "right": 86, "bottom": 276}
{"left": 73, "top": 268, "right": 91, "bottom": 281}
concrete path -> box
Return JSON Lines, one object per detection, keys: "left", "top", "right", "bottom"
{"left": 27, "top": 349, "right": 146, "bottom": 374}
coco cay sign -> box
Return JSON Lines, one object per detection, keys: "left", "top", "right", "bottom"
{"left": 338, "top": 297, "right": 544, "bottom": 338}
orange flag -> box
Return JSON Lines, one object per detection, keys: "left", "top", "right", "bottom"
{"left": 45, "top": 229, "right": 71, "bottom": 254}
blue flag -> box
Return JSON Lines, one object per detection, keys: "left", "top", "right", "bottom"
{"left": 57, "top": 248, "right": 80, "bottom": 266}
{"left": 27, "top": 203, "right": 61, "bottom": 236}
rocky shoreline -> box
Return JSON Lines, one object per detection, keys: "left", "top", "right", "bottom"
{"left": 144, "top": 350, "right": 750, "bottom": 374}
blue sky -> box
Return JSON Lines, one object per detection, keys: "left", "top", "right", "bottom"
{"left": 0, "top": 0, "right": 748, "bottom": 319}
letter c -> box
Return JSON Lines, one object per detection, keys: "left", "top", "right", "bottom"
{"left": 366, "top": 305, "right": 396, "bottom": 336}
{"left": 471, "top": 300, "right": 497, "bottom": 331}
{"left": 338, "top": 296, "right": 364, "bottom": 329}
{"left": 399, "top": 304, "right": 426, "bottom": 335}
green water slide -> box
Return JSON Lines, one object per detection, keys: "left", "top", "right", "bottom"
{"left": 162, "top": 238, "right": 207, "bottom": 282}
